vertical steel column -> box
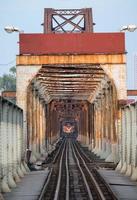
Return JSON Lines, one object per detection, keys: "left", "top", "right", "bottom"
{"left": 89, "top": 104, "right": 94, "bottom": 150}
{"left": 43, "top": 103, "right": 47, "bottom": 150}
{"left": 31, "top": 88, "right": 37, "bottom": 162}
{"left": 111, "top": 86, "right": 119, "bottom": 163}
{"left": 84, "top": 8, "right": 94, "bottom": 32}
{"left": 96, "top": 100, "right": 101, "bottom": 155}
{"left": 46, "top": 103, "right": 51, "bottom": 151}
{"left": 39, "top": 100, "right": 43, "bottom": 154}
{"left": 29, "top": 87, "right": 33, "bottom": 151}
{"left": 81, "top": 107, "right": 85, "bottom": 144}
{"left": 88, "top": 103, "right": 93, "bottom": 150}
{"left": 92, "top": 102, "right": 98, "bottom": 153}
{"left": 34, "top": 89, "right": 38, "bottom": 158}
{"left": 116, "top": 108, "right": 122, "bottom": 171}
{"left": 78, "top": 111, "right": 82, "bottom": 142}
{"left": 121, "top": 108, "right": 127, "bottom": 173}
{"left": 104, "top": 88, "right": 111, "bottom": 158}
{"left": 35, "top": 94, "right": 39, "bottom": 157}
{"left": 50, "top": 105, "right": 53, "bottom": 144}
{"left": 125, "top": 107, "right": 132, "bottom": 176}
{"left": 45, "top": 105, "right": 48, "bottom": 149}
{"left": 100, "top": 92, "right": 107, "bottom": 158}
{"left": 84, "top": 106, "right": 87, "bottom": 145}
{"left": 85, "top": 105, "right": 89, "bottom": 145}
{"left": 36, "top": 95, "right": 41, "bottom": 158}
{"left": 27, "top": 85, "right": 33, "bottom": 153}
{"left": 100, "top": 93, "right": 105, "bottom": 156}
{"left": 106, "top": 87, "right": 113, "bottom": 161}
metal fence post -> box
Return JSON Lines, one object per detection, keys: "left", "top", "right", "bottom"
{"left": 125, "top": 107, "right": 132, "bottom": 176}
{"left": 131, "top": 104, "right": 137, "bottom": 180}
{"left": 120, "top": 108, "right": 127, "bottom": 173}
{"left": 1, "top": 102, "right": 11, "bottom": 192}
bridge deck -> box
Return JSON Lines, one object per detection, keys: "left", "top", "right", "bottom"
{"left": 3, "top": 170, "right": 49, "bottom": 200}
{"left": 98, "top": 169, "right": 137, "bottom": 200}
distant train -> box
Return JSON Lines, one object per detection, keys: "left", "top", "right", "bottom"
{"left": 61, "top": 121, "right": 78, "bottom": 138}
{"left": 63, "top": 123, "right": 75, "bottom": 134}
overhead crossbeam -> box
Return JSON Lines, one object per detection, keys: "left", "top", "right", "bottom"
{"left": 44, "top": 8, "right": 94, "bottom": 33}
{"left": 33, "top": 63, "right": 106, "bottom": 100}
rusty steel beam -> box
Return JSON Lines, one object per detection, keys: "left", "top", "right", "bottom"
{"left": 47, "top": 86, "right": 95, "bottom": 89}
{"left": 1, "top": 91, "right": 16, "bottom": 98}
{"left": 49, "top": 93, "right": 92, "bottom": 96}
{"left": 45, "top": 89, "right": 95, "bottom": 94}
{"left": 39, "top": 82, "right": 98, "bottom": 86}
{"left": 41, "top": 65, "right": 101, "bottom": 69}
{"left": 37, "top": 70, "right": 105, "bottom": 75}
{"left": 127, "top": 90, "right": 137, "bottom": 96}
{"left": 49, "top": 90, "right": 91, "bottom": 93}
{"left": 37, "top": 77, "right": 102, "bottom": 81}
{"left": 47, "top": 89, "right": 94, "bottom": 92}
{"left": 36, "top": 74, "right": 104, "bottom": 78}
{"left": 17, "top": 54, "right": 126, "bottom": 66}
{"left": 46, "top": 86, "right": 96, "bottom": 89}
{"left": 37, "top": 77, "right": 100, "bottom": 83}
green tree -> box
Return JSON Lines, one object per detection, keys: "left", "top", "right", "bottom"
{"left": 0, "top": 66, "right": 16, "bottom": 91}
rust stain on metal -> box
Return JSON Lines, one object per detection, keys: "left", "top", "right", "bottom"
{"left": 127, "top": 90, "right": 137, "bottom": 96}
{"left": 19, "top": 33, "right": 125, "bottom": 55}
{"left": 16, "top": 54, "right": 126, "bottom": 65}
{"left": 2, "top": 91, "right": 16, "bottom": 98}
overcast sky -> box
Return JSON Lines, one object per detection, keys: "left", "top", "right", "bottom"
{"left": 0, "top": 0, "right": 137, "bottom": 89}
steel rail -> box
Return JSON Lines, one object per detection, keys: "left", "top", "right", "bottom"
{"left": 75, "top": 142, "right": 97, "bottom": 165}
{"left": 38, "top": 168, "right": 53, "bottom": 200}
{"left": 52, "top": 138, "right": 65, "bottom": 164}
{"left": 38, "top": 138, "right": 65, "bottom": 200}
{"left": 71, "top": 141, "right": 94, "bottom": 200}
{"left": 73, "top": 142, "right": 106, "bottom": 200}
{"left": 75, "top": 142, "right": 118, "bottom": 199}
{"left": 65, "top": 141, "right": 69, "bottom": 200}
{"left": 54, "top": 140, "right": 67, "bottom": 200}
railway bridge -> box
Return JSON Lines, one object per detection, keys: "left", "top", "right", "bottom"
{"left": 0, "top": 8, "right": 137, "bottom": 199}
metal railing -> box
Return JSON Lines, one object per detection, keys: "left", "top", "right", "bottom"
{"left": 0, "top": 97, "right": 28, "bottom": 193}
{"left": 116, "top": 102, "right": 137, "bottom": 181}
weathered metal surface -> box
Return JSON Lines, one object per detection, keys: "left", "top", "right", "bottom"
{"left": 116, "top": 103, "right": 137, "bottom": 181}
{"left": 1, "top": 91, "right": 16, "bottom": 103}
{"left": 19, "top": 33, "right": 125, "bottom": 55}
{"left": 17, "top": 54, "right": 126, "bottom": 65}
{"left": 44, "top": 8, "right": 94, "bottom": 33}
{"left": 0, "top": 97, "right": 26, "bottom": 193}
{"left": 127, "top": 90, "right": 137, "bottom": 96}
{"left": 2, "top": 91, "right": 16, "bottom": 98}
{"left": 118, "top": 99, "right": 135, "bottom": 106}
{"left": 34, "top": 64, "right": 104, "bottom": 99}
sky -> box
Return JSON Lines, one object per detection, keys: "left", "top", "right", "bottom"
{"left": 0, "top": 0, "right": 137, "bottom": 89}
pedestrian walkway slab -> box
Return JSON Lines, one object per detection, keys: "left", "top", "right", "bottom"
{"left": 3, "top": 169, "right": 49, "bottom": 200}
{"left": 98, "top": 169, "right": 137, "bottom": 200}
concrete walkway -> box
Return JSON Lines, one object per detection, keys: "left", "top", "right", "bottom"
{"left": 3, "top": 170, "right": 49, "bottom": 200}
{"left": 98, "top": 169, "right": 137, "bottom": 200}
{"left": 3, "top": 168, "right": 137, "bottom": 200}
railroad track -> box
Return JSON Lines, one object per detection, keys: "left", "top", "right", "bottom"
{"left": 72, "top": 141, "right": 118, "bottom": 200}
{"left": 38, "top": 138, "right": 118, "bottom": 200}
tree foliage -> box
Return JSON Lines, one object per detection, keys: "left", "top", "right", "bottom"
{"left": 0, "top": 66, "right": 16, "bottom": 91}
